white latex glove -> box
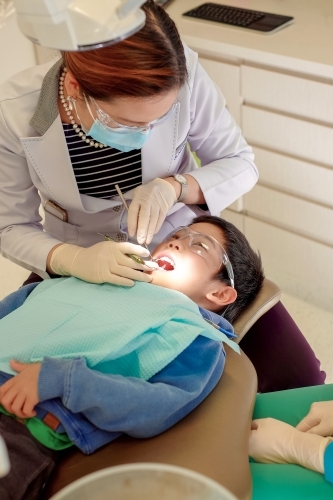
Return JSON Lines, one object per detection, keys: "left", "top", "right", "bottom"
{"left": 50, "top": 241, "right": 154, "bottom": 286}
{"left": 127, "top": 178, "right": 177, "bottom": 244}
{"left": 249, "top": 417, "right": 333, "bottom": 473}
{"left": 296, "top": 401, "right": 333, "bottom": 436}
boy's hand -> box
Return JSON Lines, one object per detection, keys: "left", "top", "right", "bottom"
{"left": 0, "top": 360, "right": 41, "bottom": 419}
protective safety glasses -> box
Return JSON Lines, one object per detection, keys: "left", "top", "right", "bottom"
{"left": 164, "top": 226, "right": 235, "bottom": 288}
{"left": 86, "top": 96, "right": 178, "bottom": 133}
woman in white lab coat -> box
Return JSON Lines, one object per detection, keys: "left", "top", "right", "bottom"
{"left": 0, "top": 1, "right": 257, "bottom": 283}
{"left": 0, "top": 0, "right": 324, "bottom": 392}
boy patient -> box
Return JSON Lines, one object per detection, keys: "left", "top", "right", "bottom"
{"left": 0, "top": 215, "right": 263, "bottom": 500}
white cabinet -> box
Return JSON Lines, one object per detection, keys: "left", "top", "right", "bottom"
{"left": 241, "top": 65, "right": 333, "bottom": 125}
{"left": 251, "top": 147, "right": 333, "bottom": 208}
{"left": 242, "top": 105, "right": 333, "bottom": 167}
{"left": 197, "top": 54, "right": 333, "bottom": 309}
{"left": 166, "top": 0, "right": 333, "bottom": 308}
{"left": 242, "top": 66, "right": 333, "bottom": 306}
{"left": 244, "top": 184, "right": 333, "bottom": 247}
{"left": 244, "top": 217, "right": 333, "bottom": 312}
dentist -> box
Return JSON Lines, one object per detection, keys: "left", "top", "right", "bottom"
{"left": 0, "top": 0, "right": 257, "bottom": 286}
{"left": 0, "top": 0, "right": 323, "bottom": 393}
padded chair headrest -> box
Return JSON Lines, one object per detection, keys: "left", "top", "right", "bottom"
{"left": 232, "top": 278, "right": 281, "bottom": 343}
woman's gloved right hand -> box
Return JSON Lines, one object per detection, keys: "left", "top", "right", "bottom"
{"left": 296, "top": 401, "right": 333, "bottom": 436}
{"left": 127, "top": 178, "right": 177, "bottom": 245}
{"left": 50, "top": 241, "right": 154, "bottom": 286}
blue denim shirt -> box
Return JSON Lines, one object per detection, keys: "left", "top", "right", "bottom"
{"left": 0, "top": 283, "right": 235, "bottom": 454}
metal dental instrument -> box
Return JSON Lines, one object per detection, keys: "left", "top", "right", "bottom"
{"left": 114, "top": 184, "right": 158, "bottom": 264}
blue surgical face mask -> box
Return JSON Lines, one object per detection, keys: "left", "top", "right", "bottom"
{"left": 82, "top": 119, "right": 151, "bottom": 153}
{"left": 75, "top": 94, "right": 177, "bottom": 153}
{"left": 77, "top": 94, "right": 153, "bottom": 152}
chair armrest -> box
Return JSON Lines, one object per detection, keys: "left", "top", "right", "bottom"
{"left": 43, "top": 347, "right": 257, "bottom": 500}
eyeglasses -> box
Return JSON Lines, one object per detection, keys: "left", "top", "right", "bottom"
{"left": 164, "top": 226, "right": 235, "bottom": 288}
{"left": 85, "top": 95, "right": 179, "bottom": 133}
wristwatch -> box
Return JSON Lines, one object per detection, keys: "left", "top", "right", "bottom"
{"left": 173, "top": 174, "right": 188, "bottom": 203}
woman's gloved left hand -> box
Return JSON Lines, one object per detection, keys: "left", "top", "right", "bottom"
{"left": 296, "top": 401, "right": 333, "bottom": 436}
{"left": 127, "top": 178, "right": 177, "bottom": 244}
{"left": 249, "top": 417, "right": 333, "bottom": 474}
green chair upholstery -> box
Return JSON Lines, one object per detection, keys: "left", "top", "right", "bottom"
{"left": 251, "top": 384, "right": 333, "bottom": 500}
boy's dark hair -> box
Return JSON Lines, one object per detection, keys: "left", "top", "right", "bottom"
{"left": 191, "top": 215, "right": 264, "bottom": 324}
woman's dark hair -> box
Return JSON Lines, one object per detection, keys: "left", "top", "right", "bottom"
{"left": 62, "top": 0, "right": 187, "bottom": 101}
{"left": 191, "top": 215, "right": 264, "bottom": 324}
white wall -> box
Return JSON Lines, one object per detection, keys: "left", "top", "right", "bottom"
{"left": 0, "top": 15, "right": 36, "bottom": 297}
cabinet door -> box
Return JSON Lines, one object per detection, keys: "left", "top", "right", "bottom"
{"left": 242, "top": 65, "right": 333, "bottom": 125}
{"left": 244, "top": 185, "right": 333, "bottom": 247}
{"left": 252, "top": 147, "right": 333, "bottom": 208}
{"left": 199, "top": 57, "right": 241, "bottom": 126}
{"left": 242, "top": 105, "right": 333, "bottom": 167}
{"left": 244, "top": 216, "right": 333, "bottom": 311}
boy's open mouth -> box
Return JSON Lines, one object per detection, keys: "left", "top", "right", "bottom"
{"left": 156, "top": 256, "right": 175, "bottom": 271}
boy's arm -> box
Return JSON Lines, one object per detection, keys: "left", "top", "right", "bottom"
{"left": 38, "top": 336, "right": 225, "bottom": 438}
{"left": 0, "top": 286, "right": 225, "bottom": 436}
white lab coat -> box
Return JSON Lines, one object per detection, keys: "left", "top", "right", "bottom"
{"left": 0, "top": 45, "right": 257, "bottom": 278}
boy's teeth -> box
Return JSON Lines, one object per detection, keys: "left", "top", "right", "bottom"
{"left": 160, "top": 256, "right": 174, "bottom": 265}
{"left": 157, "top": 256, "right": 175, "bottom": 271}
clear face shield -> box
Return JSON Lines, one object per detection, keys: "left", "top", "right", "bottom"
{"left": 164, "top": 227, "right": 235, "bottom": 288}
{"left": 87, "top": 96, "right": 179, "bottom": 132}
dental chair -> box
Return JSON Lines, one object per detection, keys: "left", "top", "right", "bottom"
{"left": 43, "top": 278, "right": 280, "bottom": 500}
{"left": 233, "top": 278, "right": 281, "bottom": 343}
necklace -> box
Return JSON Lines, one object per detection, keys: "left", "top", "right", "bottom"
{"left": 59, "top": 68, "right": 106, "bottom": 149}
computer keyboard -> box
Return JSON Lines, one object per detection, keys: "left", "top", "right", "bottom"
{"left": 183, "top": 3, "right": 293, "bottom": 33}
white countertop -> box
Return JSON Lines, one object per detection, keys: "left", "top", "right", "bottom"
{"left": 166, "top": 0, "right": 333, "bottom": 79}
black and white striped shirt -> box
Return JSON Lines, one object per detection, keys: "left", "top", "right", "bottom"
{"left": 63, "top": 123, "right": 142, "bottom": 199}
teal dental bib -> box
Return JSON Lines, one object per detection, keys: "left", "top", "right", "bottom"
{"left": 0, "top": 278, "right": 235, "bottom": 380}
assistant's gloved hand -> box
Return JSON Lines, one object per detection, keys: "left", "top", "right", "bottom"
{"left": 50, "top": 241, "right": 154, "bottom": 286}
{"left": 127, "top": 178, "right": 177, "bottom": 244}
{"left": 249, "top": 417, "right": 333, "bottom": 473}
{"left": 296, "top": 401, "right": 333, "bottom": 436}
